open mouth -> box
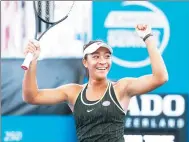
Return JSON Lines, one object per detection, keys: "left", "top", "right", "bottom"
{"left": 96, "top": 67, "right": 107, "bottom": 71}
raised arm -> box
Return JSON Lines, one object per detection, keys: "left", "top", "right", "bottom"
{"left": 22, "top": 40, "right": 78, "bottom": 105}
{"left": 117, "top": 24, "right": 168, "bottom": 97}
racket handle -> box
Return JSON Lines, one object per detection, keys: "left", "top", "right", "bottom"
{"left": 21, "top": 53, "right": 34, "bottom": 70}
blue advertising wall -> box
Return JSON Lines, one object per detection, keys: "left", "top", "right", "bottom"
{"left": 2, "top": 115, "right": 77, "bottom": 142}
{"left": 92, "top": 1, "right": 189, "bottom": 93}
{"left": 92, "top": 1, "right": 189, "bottom": 142}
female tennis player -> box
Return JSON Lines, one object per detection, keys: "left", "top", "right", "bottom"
{"left": 22, "top": 24, "right": 168, "bottom": 142}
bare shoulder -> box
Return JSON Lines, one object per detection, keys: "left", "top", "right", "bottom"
{"left": 111, "top": 77, "right": 135, "bottom": 88}
{"left": 110, "top": 77, "right": 136, "bottom": 98}
{"left": 58, "top": 83, "right": 86, "bottom": 105}
{"left": 58, "top": 83, "right": 83, "bottom": 90}
{"left": 110, "top": 80, "right": 124, "bottom": 100}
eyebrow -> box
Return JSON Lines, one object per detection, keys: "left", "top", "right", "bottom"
{"left": 91, "top": 51, "right": 111, "bottom": 55}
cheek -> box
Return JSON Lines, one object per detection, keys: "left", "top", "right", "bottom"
{"left": 107, "top": 60, "right": 112, "bottom": 67}
{"left": 87, "top": 61, "right": 97, "bottom": 70}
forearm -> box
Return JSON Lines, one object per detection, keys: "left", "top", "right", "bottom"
{"left": 22, "top": 60, "right": 39, "bottom": 102}
{"left": 145, "top": 36, "right": 168, "bottom": 80}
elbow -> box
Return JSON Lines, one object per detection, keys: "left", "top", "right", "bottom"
{"left": 22, "top": 95, "right": 33, "bottom": 104}
{"left": 23, "top": 97, "right": 37, "bottom": 105}
{"left": 157, "top": 73, "right": 169, "bottom": 85}
{"left": 22, "top": 96, "right": 30, "bottom": 104}
{"left": 22, "top": 92, "right": 37, "bottom": 104}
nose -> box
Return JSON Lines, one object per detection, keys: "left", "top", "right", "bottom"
{"left": 99, "top": 57, "right": 106, "bottom": 64}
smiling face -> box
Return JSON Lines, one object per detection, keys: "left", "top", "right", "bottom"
{"left": 83, "top": 47, "right": 112, "bottom": 81}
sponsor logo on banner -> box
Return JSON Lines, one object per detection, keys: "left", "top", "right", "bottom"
{"left": 124, "top": 134, "right": 176, "bottom": 142}
{"left": 124, "top": 131, "right": 177, "bottom": 142}
{"left": 104, "top": 1, "right": 170, "bottom": 68}
{"left": 4, "top": 131, "right": 23, "bottom": 142}
{"left": 126, "top": 94, "right": 186, "bottom": 129}
{"left": 124, "top": 94, "right": 186, "bottom": 142}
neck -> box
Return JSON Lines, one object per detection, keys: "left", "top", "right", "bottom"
{"left": 88, "top": 78, "right": 108, "bottom": 89}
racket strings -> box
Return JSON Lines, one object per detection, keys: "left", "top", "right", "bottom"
{"left": 35, "top": 1, "right": 51, "bottom": 20}
{"left": 46, "top": 1, "right": 50, "bottom": 21}
{"left": 34, "top": 1, "right": 75, "bottom": 23}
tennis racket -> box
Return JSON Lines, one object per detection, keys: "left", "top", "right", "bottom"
{"left": 21, "top": 1, "right": 75, "bottom": 70}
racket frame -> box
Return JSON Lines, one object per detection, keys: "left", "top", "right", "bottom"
{"left": 33, "top": 1, "right": 71, "bottom": 40}
{"left": 21, "top": 1, "right": 74, "bottom": 70}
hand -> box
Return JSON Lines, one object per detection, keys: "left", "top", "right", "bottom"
{"left": 24, "top": 40, "right": 41, "bottom": 61}
{"left": 135, "top": 24, "right": 152, "bottom": 40}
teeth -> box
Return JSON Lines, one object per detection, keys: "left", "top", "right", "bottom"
{"left": 97, "top": 67, "right": 106, "bottom": 70}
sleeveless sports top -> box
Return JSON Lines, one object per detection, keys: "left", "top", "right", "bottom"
{"left": 73, "top": 81, "right": 125, "bottom": 142}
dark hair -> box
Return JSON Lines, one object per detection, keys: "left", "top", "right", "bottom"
{"left": 83, "top": 39, "right": 104, "bottom": 79}
{"left": 83, "top": 39, "right": 104, "bottom": 59}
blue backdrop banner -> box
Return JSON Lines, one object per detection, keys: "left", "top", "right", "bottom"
{"left": 92, "top": 1, "right": 189, "bottom": 94}
{"left": 2, "top": 115, "right": 77, "bottom": 142}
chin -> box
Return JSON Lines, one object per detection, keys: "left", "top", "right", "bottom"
{"left": 93, "top": 69, "right": 109, "bottom": 80}
{"left": 96, "top": 77, "right": 106, "bottom": 81}
{"left": 96, "top": 74, "right": 107, "bottom": 80}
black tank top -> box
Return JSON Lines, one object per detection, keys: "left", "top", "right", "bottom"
{"left": 73, "top": 81, "right": 125, "bottom": 142}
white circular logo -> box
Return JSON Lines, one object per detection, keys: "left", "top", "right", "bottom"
{"left": 102, "top": 101, "right": 111, "bottom": 106}
{"left": 104, "top": 1, "right": 170, "bottom": 68}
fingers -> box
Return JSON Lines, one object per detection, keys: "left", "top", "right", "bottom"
{"left": 136, "top": 24, "right": 148, "bottom": 31}
{"left": 30, "top": 39, "right": 40, "bottom": 48}
{"left": 135, "top": 24, "right": 152, "bottom": 39}
{"left": 24, "top": 40, "right": 40, "bottom": 56}
{"left": 24, "top": 45, "right": 35, "bottom": 56}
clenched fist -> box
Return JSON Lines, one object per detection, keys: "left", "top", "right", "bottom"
{"left": 24, "top": 39, "right": 41, "bottom": 61}
{"left": 135, "top": 24, "right": 152, "bottom": 41}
